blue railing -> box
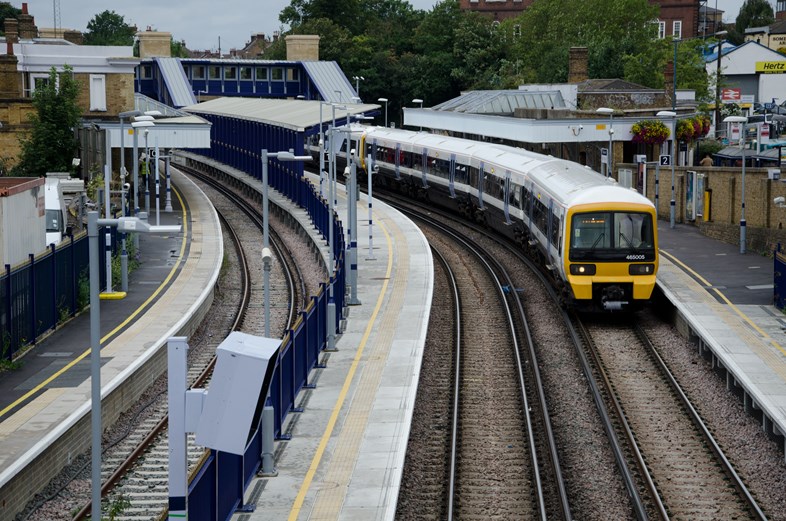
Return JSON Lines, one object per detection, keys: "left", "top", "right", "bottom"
{"left": 184, "top": 154, "right": 346, "bottom": 521}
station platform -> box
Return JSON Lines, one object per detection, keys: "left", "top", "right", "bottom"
{"left": 0, "top": 170, "right": 222, "bottom": 518}
{"left": 657, "top": 222, "right": 786, "bottom": 454}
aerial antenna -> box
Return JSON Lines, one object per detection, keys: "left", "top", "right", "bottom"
{"left": 53, "top": 0, "right": 61, "bottom": 39}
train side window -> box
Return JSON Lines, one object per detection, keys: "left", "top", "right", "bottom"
{"left": 455, "top": 164, "right": 468, "bottom": 185}
{"left": 468, "top": 166, "right": 479, "bottom": 189}
{"left": 551, "top": 215, "right": 560, "bottom": 246}
{"left": 510, "top": 183, "right": 520, "bottom": 207}
{"left": 522, "top": 187, "right": 531, "bottom": 213}
{"left": 533, "top": 199, "right": 548, "bottom": 235}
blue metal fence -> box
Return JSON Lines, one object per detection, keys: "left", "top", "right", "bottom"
{"left": 185, "top": 152, "right": 347, "bottom": 521}
{"left": 0, "top": 231, "right": 116, "bottom": 360}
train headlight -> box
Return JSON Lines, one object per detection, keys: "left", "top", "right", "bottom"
{"left": 629, "top": 264, "right": 655, "bottom": 275}
{"left": 570, "top": 264, "right": 596, "bottom": 275}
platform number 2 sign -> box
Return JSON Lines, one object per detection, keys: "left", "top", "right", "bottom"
{"left": 659, "top": 155, "right": 671, "bottom": 166}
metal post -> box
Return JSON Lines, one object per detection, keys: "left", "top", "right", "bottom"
{"left": 144, "top": 129, "right": 150, "bottom": 217}
{"left": 155, "top": 139, "right": 160, "bottom": 226}
{"left": 165, "top": 152, "right": 173, "bottom": 212}
{"left": 133, "top": 129, "right": 139, "bottom": 217}
{"left": 262, "top": 149, "right": 271, "bottom": 338}
{"left": 104, "top": 164, "right": 113, "bottom": 293}
{"left": 367, "top": 154, "right": 376, "bottom": 260}
{"left": 608, "top": 113, "right": 614, "bottom": 178}
{"left": 655, "top": 162, "right": 661, "bottom": 220}
{"left": 670, "top": 116, "right": 676, "bottom": 229}
{"left": 348, "top": 149, "right": 360, "bottom": 305}
{"left": 88, "top": 211, "right": 102, "bottom": 521}
{"left": 167, "top": 337, "right": 189, "bottom": 520}
{"left": 741, "top": 145, "right": 747, "bottom": 254}
{"left": 326, "top": 129, "right": 337, "bottom": 352}
{"left": 259, "top": 405, "right": 277, "bottom": 476}
{"left": 672, "top": 38, "right": 679, "bottom": 111}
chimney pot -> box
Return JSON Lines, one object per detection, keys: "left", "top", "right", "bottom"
{"left": 22, "top": 3, "right": 28, "bottom": 14}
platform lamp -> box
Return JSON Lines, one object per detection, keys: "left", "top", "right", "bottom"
{"left": 260, "top": 150, "right": 312, "bottom": 337}
{"left": 596, "top": 107, "right": 614, "bottom": 177}
{"left": 657, "top": 111, "right": 677, "bottom": 228}
{"left": 352, "top": 75, "right": 364, "bottom": 98}
{"left": 378, "top": 98, "right": 389, "bottom": 128}
{"left": 412, "top": 98, "right": 424, "bottom": 131}
{"left": 87, "top": 213, "right": 180, "bottom": 521}
{"left": 724, "top": 115, "right": 749, "bottom": 253}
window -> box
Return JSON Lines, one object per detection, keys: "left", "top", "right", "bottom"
{"left": 192, "top": 65, "right": 206, "bottom": 80}
{"left": 272, "top": 68, "right": 284, "bottom": 81}
{"left": 89, "top": 74, "right": 106, "bottom": 111}
{"left": 28, "top": 73, "right": 51, "bottom": 96}
{"left": 657, "top": 20, "right": 665, "bottom": 39}
{"left": 240, "top": 67, "right": 252, "bottom": 80}
{"left": 140, "top": 65, "right": 153, "bottom": 79}
{"left": 673, "top": 20, "right": 682, "bottom": 39}
{"left": 224, "top": 66, "right": 237, "bottom": 80}
{"left": 256, "top": 68, "right": 268, "bottom": 81}
{"left": 209, "top": 66, "right": 221, "bottom": 80}
{"left": 569, "top": 211, "right": 654, "bottom": 260}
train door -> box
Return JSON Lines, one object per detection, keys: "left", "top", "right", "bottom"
{"left": 449, "top": 154, "right": 456, "bottom": 198}
{"left": 503, "top": 170, "right": 512, "bottom": 225}
{"left": 526, "top": 182, "right": 535, "bottom": 240}
{"left": 395, "top": 143, "right": 401, "bottom": 179}
{"left": 421, "top": 148, "right": 429, "bottom": 187}
{"left": 478, "top": 161, "right": 485, "bottom": 208}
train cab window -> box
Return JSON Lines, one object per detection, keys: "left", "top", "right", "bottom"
{"left": 570, "top": 212, "right": 653, "bottom": 252}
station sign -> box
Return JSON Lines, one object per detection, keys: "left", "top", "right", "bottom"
{"left": 600, "top": 148, "right": 608, "bottom": 165}
{"left": 659, "top": 154, "right": 671, "bottom": 166}
{"left": 756, "top": 61, "right": 786, "bottom": 74}
{"left": 721, "top": 88, "right": 741, "bottom": 103}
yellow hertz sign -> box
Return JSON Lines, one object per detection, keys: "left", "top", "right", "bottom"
{"left": 756, "top": 61, "right": 786, "bottom": 73}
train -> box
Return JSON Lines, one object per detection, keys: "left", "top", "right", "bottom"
{"left": 349, "top": 127, "right": 658, "bottom": 312}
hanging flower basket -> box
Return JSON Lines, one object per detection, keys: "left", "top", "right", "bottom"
{"left": 631, "top": 119, "right": 670, "bottom": 145}
{"left": 676, "top": 118, "right": 696, "bottom": 141}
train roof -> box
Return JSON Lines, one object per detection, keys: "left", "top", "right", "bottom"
{"left": 364, "top": 127, "right": 653, "bottom": 209}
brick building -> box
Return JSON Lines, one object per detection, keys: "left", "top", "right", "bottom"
{"left": 0, "top": 3, "right": 139, "bottom": 173}
{"left": 459, "top": 0, "right": 708, "bottom": 39}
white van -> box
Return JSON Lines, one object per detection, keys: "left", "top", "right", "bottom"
{"left": 44, "top": 178, "right": 67, "bottom": 246}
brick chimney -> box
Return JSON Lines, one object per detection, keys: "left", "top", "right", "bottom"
{"left": 664, "top": 59, "right": 675, "bottom": 107}
{"left": 778, "top": 0, "right": 786, "bottom": 21}
{"left": 0, "top": 43, "right": 22, "bottom": 98}
{"left": 137, "top": 30, "right": 172, "bottom": 58}
{"left": 568, "top": 47, "right": 589, "bottom": 83}
{"left": 17, "top": 3, "right": 38, "bottom": 39}
{"left": 4, "top": 18, "right": 19, "bottom": 43}
{"left": 286, "top": 35, "right": 320, "bottom": 61}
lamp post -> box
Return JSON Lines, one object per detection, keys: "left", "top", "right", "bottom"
{"left": 412, "top": 98, "right": 423, "bottom": 131}
{"left": 378, "top": 97, "right": 389, "bottom": 128}
{"left": 119, "top": 110, "right": 142, "bottom": 214}
{"left": 657, "top": 110, "right": 678, "bottom": 228}
{"left": 725, "top": 115, "right": 749, "bottom": 253}
{"left": 144, "top": 128, "right": 151, "bottom": 217}
{"left": 87, "top": 212, "right": 180, "bottom": 521}
{"left": 672, "top": 37, "right": 680, "bottom": 111}
{"left": 596, "top": 107, "right": 614, "bottom": 177}
{"left": 260, "top": 150, "right": 312, "bottom": 337}
{"left": 714, "top": 30, "right": 728, "bottom": 138}
{"left": 352, "top": 75, "right": 364, "bottom": 98}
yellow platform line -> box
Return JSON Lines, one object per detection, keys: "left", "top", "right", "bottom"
{"left": 288, "top": 216, "right": 395, "bottom": 521}
{"left": 0, "top": 187, "right": 189, "bottom": 422}
{"left": 659, "top": 249, "right": 786, "bottom": 358}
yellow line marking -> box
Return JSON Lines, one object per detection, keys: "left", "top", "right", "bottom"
{"left": 288, "top": 215, "right": 395, "bottom": 521}
{"left": 0, "top": 186, "right": 189, "bottom": 421}
{"left": 659, "top": 248, "right": 786, "bottom": 357}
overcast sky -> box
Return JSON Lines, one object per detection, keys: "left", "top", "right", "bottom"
{"left": 30, "top": 0, "right": 748, "bottom": 52}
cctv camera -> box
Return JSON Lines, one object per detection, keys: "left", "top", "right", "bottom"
{"left": 579, "top": 125, "right": 583, "bottom": 130}
{"left": 123, "top": 183, "right": 130, "bottom": 191}
{"left": 609, "top": 128, "right": 615, "bottom": 135}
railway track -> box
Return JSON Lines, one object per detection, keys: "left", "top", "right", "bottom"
{"left": 395, "top": 201, "right": 569, "bottom": 520}
{"left": 64, "top": 167, "right": 308, "bottom": 521}
{"left": 577, "top": 318, "right": 767, "bottom": 521}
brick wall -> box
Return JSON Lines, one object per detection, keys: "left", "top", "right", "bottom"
{"left": 75, "top": 72, "right": 135, "bottom": 117}
{"left": 629, "top": 162, "right": 786, "bottom": 254}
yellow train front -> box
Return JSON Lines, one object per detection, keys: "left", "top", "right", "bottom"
{"left": 563, "top": 201, "right": 658, "bottom": 312}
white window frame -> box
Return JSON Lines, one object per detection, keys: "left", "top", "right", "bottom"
{"left": 673, "top": 20, "right": 682, "bottom": 39}
{"left": 28, "top": 72, "right": 52, "bottom": 96}
{"left": 89, "top": 74, "right": 107, "bottom": 112}
{"left": 657, "top": 20, "right": 666, "bottom": 39}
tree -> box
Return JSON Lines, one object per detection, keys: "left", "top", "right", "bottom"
{"left": 0, "top": 2, "right": 21, "bottom": 36}
{"left": 730, "top": 0, "right": 774, "bottom": 44}
{"left": 83, "top": 10, "right": 135, "bottom": 46}
{"left": 12, "top": 66, "right": 82, "bottom": 177}
{"left": 279, "top": 0, "right": 362, "bottom": 33}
